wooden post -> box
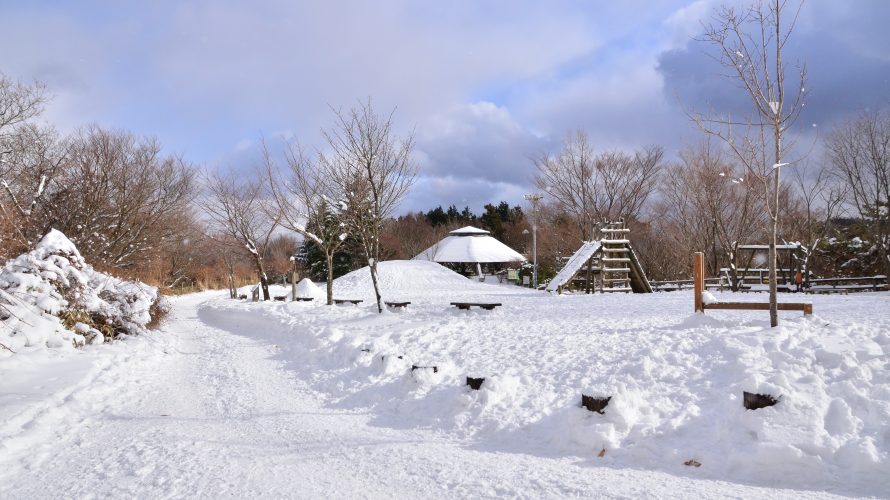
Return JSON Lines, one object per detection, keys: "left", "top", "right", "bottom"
{"left": 694, "top": 252, "right": 704, "bottom": 313}
{"left": 290, "top": 258, "right": 299, "bottom": 302}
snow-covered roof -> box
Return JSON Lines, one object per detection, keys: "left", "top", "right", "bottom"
{"left": 449, "top": 226, "right": 490, "bottom": 236}
{"left": 413, "top": 231, "right": 526, "bottom": 263}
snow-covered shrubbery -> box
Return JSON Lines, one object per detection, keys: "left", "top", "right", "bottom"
{"left": 0, "top": 230, "right": 163, "bottom": 353}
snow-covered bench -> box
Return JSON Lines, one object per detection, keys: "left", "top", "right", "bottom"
{"left": 333, "top": 299, "right": 363, "bottom": 305}
{"left": 385, "top": 301, "right": 411, "bottom": 309}
{"left": 451, "top": 302, "right": 502, "bottom": 311}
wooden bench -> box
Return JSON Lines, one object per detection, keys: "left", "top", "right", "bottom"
{"left": 451, "top": 302, "right": 502, "bottom": 311}
{"left": 704, "top": 301, "right": 812, "bottom": 315}
{"left": 274, "top": 295, "right": 287, "bottom": 301}
{"left": 385, "top": 301, "right": 411, "bottom": 309}
{"left": 333, "top": 299, "right": 363, "bottom": 305}
{"left": 805, "top": 288, "right": 849, "bottom": 295}
{"left": 806, "top": 276, "right": 887, "bottom": 293}
{"left": 694, "top": 252, "right": 811, "bottom": 316}
{"left": 293, "top": 297, "right": 314, "bottom": 302}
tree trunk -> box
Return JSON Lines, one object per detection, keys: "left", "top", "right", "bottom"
{"left": 769, "top": 145, "right": 780, "bottom": 327}
{"left": 224, "top": 255, "right": 237, "bottom": 299}
{"left": 769, "top": 0, "right": 781, "bottom": 328}
{"left": 769, "top": 122, "right": 781, "bottom": 327}
{"left": 878, "top": 218, "right": 890, "bottom": 280}
{"left": 369, "top": 260, "right": 382, "bottom": 313}
{"left": 768, "top": 217, "right": 778, "bottom": 327}
{"left": 325, "top": 251, "right": 334, "bottom": 305}
{"left": 369, "top": 232, "right": 383, "bottom": 313}
{"left": 255, "top": 257, "right": 270, "bottom": 301}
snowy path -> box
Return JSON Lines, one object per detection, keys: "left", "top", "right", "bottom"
{"left": 0, "top": 293, "right": 858, "bottom": 499}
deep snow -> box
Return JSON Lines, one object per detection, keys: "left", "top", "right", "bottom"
{"left": 0, "top": 230, "right": 160, "bottom": 352}
{"left": 207, "top": 261, "right": 889, "bottom": 496}
{"left": 1, "top": 260, "right": 888, "bottom": 498}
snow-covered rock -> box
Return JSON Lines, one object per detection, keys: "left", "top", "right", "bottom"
{"left": 0, "top": 229, "right": 161, "bottom": 354}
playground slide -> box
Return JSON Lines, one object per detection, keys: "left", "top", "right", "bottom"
{"left": 545, "top": 240, "right": 653, "bottom": 293}
{"left": 545, "top": 241, "right": 602, "bottom": 292}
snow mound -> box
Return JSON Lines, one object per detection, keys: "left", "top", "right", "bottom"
{"left": 0, "top": 229, "right": 161, "bottom": 354}
{"left": 334, "top": 260, "right": 482, "bottom": 300}
{"left": 295, "top": 278, "right": 325, "bottom": 300}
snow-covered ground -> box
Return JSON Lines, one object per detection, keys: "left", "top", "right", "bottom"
{"left": 1, "top": 260, "right": 888, "bottom": 498}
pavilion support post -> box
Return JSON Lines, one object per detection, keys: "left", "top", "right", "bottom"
{"left": 476, "top": 262, "right": 483, "bottom": 278}
{"left": 694, "top": 252, "right": 705, "bottom": 313}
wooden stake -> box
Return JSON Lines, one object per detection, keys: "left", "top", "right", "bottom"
{"left": 694, "top": 252, "right": 704, "bottom": 313}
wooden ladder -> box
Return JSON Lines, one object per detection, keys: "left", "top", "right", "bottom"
{"left": 600, "top": 221, "right": 632, "bottom": 293}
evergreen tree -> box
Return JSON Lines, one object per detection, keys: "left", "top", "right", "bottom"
{"left": 425, "top": 206, "right": 448, "bottom": 226}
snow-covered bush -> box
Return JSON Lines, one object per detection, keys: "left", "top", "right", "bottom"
{"left": 0, "top": 229, "right": 163, "bottom": 353}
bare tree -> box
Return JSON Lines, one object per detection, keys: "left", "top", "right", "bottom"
{"left": 595, "top": 146, "right": 663, "bottom": 221}
{"left": 826, "top": 108, "right": 890, "bottom": 278}
{"left": 0, "top": 75, "right": 56, "bottom": 258}
{"left": 0, "top": 74, "right": 47, "bottom": 134}
{"left": 46, "top": 126, "right": 196, "bottom": 271}
{"left": 202, "top": 170, "right": 280, "bottom": 301}
{"left": 265, "top": 141, "right": 348, "bottom": 305}
{"left": 690, "top": 0, "right": 807, "bottom": 327}
{"left": 0, "top": 124, "right": 66, "bottom": 257}
{"left": 534, "top": 131, "right": 598, "bottom": 240}
{"left": 534, "top": 130, "right": 662, "bottom": 240}
{"left": 381, "top": 213, "right": 443, "bottom": 260}
{"left": 786, "top": 161, "right": 846, "bottom": 284}
{"left": 658, "top": 141, "right": 765, "bottom": 287}
{"left": 321, "top": 100, "right": 418, "bottom": 313}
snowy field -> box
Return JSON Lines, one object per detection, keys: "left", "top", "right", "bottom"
{"left": 1, "top": 260, "right": 888, "bottom": 498}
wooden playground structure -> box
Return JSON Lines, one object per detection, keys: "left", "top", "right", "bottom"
{"left": 693, "top": 252, "right": 812, "bottom": 316}
{"left": 545, "top": 220, "right": 652, "bottom": 294}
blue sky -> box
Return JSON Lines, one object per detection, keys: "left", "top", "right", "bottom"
{"left": 1, "top": 0, "right": 888, "bottom": 213}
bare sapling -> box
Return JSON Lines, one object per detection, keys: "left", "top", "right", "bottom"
{"left": 264, "top": 141, "right": 348, "bottom": 305}
{"left": 202, "top": 170, "right": 280, "bottom": 301}
{"left": 321, "top": 99, "right": 418, "bottom": 313}
{"left": 690, "top": 0, "right": 807, "bottom": 327}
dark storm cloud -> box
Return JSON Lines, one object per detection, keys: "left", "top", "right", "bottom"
{"left": 657, "top": 0, "right": 890, "bottom": 131}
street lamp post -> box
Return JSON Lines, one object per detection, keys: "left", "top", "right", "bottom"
{"left": 524, "top": 194, "right": 543, "bottom": 289}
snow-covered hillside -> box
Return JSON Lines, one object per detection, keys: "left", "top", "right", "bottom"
{"left": 200, "top": 261, "right": 890, "bottom": 496}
